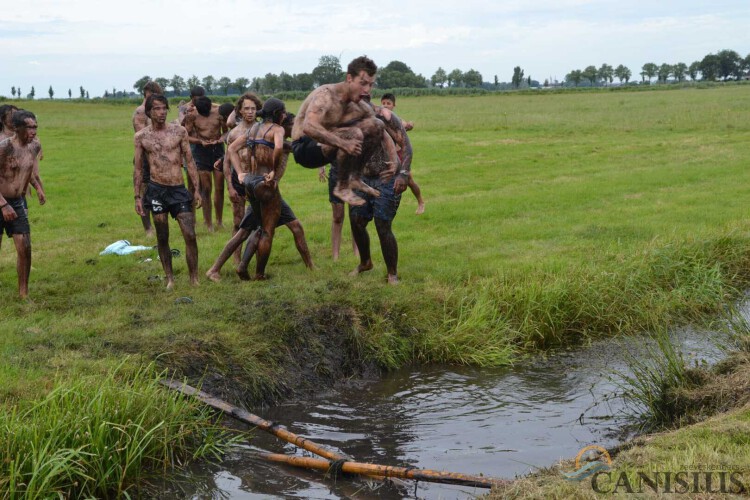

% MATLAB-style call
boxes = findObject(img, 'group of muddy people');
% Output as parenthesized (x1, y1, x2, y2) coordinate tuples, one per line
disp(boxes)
(0, 56, 426, 298)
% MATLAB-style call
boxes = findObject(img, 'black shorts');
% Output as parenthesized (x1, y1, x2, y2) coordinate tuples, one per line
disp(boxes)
(143, 182, 193, 218)
(230, 168, 245, 198)
(0, 197, 30, 236)
(239, 177, 298, 230)
(191, 143, 224, 172)
(292, 136, 331, 169)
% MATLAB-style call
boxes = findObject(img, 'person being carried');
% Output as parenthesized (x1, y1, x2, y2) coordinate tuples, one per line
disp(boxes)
(134, 94, 202, 290)
(0, 110, 47, 298)
(183, 94, 227, 231)
(291, 55, 399, 207)
(380, 93, 424, 214)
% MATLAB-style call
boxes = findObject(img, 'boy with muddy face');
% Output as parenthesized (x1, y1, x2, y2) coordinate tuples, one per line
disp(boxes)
(0, 110, 46, 298)
(291, 56, 400, 207)
(134, 94, 202, 290)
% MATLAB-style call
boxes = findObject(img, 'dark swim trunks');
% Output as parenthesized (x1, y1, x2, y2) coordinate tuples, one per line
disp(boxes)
(239, 174, 297, 230)
(0, 197, 30, 236)
(349, 175, 401, 222)
(291, 136, 332, 169)
(328, 163, 343, 204)
(143, 181, 193, 218)
(191, 143, 224, 172)
(230, 168, 245, 197)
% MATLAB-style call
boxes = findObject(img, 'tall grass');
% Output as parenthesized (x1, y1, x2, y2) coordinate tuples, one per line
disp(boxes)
(0, 361, 238, 499)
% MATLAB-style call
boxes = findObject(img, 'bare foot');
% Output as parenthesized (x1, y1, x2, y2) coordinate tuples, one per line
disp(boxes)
(349, 260, 373, 277)
(416, 201, 425, 215)
(190, 277, 200, 286)
(205, 223, 214, 233)
(166, 280, 175, 290)
(387, 274, 399, 285)
(349, 178, 380, 198)
(333, 186, 366, 207)
(205, 269, 221, 282)
(145, 229, 155, 238)
(236, 268, 251, 281)
(216, 222, 224, 230)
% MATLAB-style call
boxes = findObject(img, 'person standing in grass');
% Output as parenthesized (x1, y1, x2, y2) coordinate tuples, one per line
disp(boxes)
(0, 110, 46, 298)
(380, 93, 425, 214)
(132, 81, 163, 238)
(318, 162, 358, 261)
(134, 94, 202, 290)
(183, 95, 227, 232)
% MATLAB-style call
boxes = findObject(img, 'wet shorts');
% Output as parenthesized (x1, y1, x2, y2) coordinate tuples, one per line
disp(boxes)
(291, 136, 331, 169)
(230, 168, 245, 198)
(349, 175, 401, 222)
(0, 197, 30, 236)
(328, 163, 343, 204)
(191, 143, 224, 172)
(239, 175, 298, 230)
(143, 181, 193, 218)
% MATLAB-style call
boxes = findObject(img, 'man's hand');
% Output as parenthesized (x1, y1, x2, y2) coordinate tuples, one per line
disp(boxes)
(37, 189, 46, 206)
(193, 191, 203, 209)
(228, 187, 243, 204)
(394, 174, 408, 195)
(318, 167, 327, 182)
(135, 197, 145, 217)
(1, 203, 17, 222)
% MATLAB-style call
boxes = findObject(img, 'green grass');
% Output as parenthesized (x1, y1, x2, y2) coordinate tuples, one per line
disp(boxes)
(2, 85, 750, 493)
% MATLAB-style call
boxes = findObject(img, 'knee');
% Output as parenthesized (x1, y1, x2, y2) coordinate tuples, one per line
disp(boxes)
(331, 211, 345, 225)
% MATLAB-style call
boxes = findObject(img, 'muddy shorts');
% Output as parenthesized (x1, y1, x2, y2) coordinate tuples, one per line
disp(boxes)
(349, 175, 401, 222)
(143, 182, 193, 218)
(0, 197, 30, 236)
(230, 168, 245, 198)
(191, 143, 224, 172)
(239, 176, 298, 230)
(292, 136, 332, 169)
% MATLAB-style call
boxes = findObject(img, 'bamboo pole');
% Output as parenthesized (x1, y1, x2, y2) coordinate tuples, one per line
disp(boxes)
(259, 453, 504, 489)
(161, 379, 506, 490)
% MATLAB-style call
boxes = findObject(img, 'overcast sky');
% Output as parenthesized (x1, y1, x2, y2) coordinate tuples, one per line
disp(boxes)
(1, 0, 748, 98)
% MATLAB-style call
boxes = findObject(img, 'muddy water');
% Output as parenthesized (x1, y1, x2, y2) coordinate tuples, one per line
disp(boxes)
(161, 325, 730, 499)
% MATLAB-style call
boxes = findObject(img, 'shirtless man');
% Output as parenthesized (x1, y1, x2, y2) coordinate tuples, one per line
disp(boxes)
(183, 95, 226, 231)
(134, 94, 202, 290)
(348, 96, 411, 284)
(214, 99, 313, 281)
(132, 81, 163, 237)
(0, 110, 46, 298)
(0, 104, 19, 140)
(291, 55, 399, 207)
(380, 93, 424, 214)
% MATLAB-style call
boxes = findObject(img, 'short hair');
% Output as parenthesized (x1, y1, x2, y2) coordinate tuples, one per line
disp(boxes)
(12, 110, 36, 129)
(218, 102, 234, 119)
(381, 93, 396, 103)
(0, 104, 19, 130)
(143, 81, 163, 96)
(281, 112, 295, 128)
(347, 56, 377, 77)
(235, 92, 262, 117)
(195, 96, 212, 117)
(190, 86, 206, 98)
(145, 94, 169, 117)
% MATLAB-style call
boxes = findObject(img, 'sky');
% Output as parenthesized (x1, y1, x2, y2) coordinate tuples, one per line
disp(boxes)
(1, 0, 748, 98)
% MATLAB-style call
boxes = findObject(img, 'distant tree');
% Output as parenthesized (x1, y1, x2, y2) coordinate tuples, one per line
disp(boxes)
(688, 61, 701, 81)
(48, 86, 54, 99)
(511, 66, 524, 88)
(112, 87, 116, 97)
(494, 75, 499, 88)
(201, 75, 216, 94)
(447, 68, 463, 87)
(85, 91, 89, 99)
(598, 64, 614, 85)
(641, 63, 658, 83)
(294, 72, 314, 91)
(79, 86, 85, 98)
(133, 75, 151, 93)
(378, 60, 427, 89)
(462, 69, 483, 88)
(279, 72, 295, 91)
(672, 62, 688, 82)
(28, 86, 35, 99)
(234, 77, 250, 93)
(431, 67, 447, 88)
(18, 88, 22, 98)
(744, 53, 750, 74)
(68, 88, 72, 99)
(11, 86, 16, 98)
(261, 74, 279, 93)
(250, 77, 262, 92)
(699, 54, 720, 81)
(104, 90, 109, 98)
(657, 64, 671, 83)
(169, 75, 186, 94)
(614, 64, 631, 83)
(565, 70, 583, 87)
(217, 77, 232, 95)
(154, 77, 170, 92)
(582, 65, 598, 86)
(186, 75, 201, 91)
(716, 49, 742, 80)
(312, 55, 343, 86)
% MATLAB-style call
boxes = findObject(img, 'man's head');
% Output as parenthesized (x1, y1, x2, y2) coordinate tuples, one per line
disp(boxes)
(145, 94, 169, 123)
(381, 93, 396, 110)
(346, 56, 377, 103)
(0, 104, 19, 131)
(235, 92, 262, 122)
(143, 81, 163, 98)
(195, 96, 212, 117)
(190, 86, 206, 103)
(12, 110, 37, 143)
(258, 97, 286, 125)
(218, 102, 234, 120)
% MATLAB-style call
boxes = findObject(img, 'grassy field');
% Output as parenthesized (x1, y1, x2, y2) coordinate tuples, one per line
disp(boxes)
(2, 85, 750, 495)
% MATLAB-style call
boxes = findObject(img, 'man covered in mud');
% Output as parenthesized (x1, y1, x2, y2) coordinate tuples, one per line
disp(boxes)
(0, 110, 46, 298)
(291, 55, 399, 206)
(132, 81, 163, 237)
(183, 95, 226, 231)
(210, 99, 313, 281)
(348, 96, 411, 285)
(134, 94, 202, 290)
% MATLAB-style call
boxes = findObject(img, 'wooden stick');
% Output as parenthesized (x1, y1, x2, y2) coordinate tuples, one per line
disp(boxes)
(259, 452, 505, 489)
